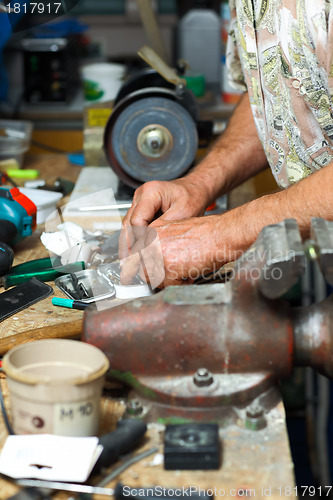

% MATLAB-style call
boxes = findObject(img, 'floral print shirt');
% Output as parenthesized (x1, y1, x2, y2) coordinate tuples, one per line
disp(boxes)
(227, 0, 333, 188)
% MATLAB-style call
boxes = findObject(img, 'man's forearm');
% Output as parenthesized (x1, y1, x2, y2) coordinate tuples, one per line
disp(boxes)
(224, 161, 333, 256)
(186, 92, 269, 205)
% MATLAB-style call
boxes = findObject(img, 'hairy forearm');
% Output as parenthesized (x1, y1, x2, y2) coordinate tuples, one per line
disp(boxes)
(186, 92, 268, 205)
(222, 162, 333, 256)
(121, 157, 333, 287)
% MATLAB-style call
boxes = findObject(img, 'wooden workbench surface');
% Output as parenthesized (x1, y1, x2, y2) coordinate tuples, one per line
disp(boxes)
(0, 155, 294, 499)
(0, 155, 85, 339)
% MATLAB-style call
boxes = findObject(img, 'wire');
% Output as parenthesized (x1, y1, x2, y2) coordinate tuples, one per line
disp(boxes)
(98, 446, 159, 487)
(0, 374, 15, 435)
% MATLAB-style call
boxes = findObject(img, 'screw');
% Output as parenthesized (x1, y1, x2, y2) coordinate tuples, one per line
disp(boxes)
(193, 368, 214, 387)
(126, 398, 143, 416)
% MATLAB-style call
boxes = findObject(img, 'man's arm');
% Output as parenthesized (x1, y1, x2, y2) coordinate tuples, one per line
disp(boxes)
(121, 162, 333, 287)
(121, 92, 268, 228)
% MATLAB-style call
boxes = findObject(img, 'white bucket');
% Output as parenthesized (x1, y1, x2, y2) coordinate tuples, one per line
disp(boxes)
(2, 339, 109, 436)
(81, 62, 126, 103)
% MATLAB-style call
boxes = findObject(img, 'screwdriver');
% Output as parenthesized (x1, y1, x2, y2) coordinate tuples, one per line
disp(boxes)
(0, 257, 85, 289)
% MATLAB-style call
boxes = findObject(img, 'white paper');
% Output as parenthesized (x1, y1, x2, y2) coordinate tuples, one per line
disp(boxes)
(0, 434, 103, 483)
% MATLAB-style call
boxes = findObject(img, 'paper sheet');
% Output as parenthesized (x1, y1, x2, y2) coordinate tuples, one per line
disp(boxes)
(0, 434, 102, 483)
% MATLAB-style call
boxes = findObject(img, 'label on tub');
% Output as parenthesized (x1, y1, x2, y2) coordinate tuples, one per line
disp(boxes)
(9, 396, 100, 436)
(53, 398, 100, 436)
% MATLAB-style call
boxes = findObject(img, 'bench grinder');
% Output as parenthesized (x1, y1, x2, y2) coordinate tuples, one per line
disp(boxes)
(104, 46, 212, 189)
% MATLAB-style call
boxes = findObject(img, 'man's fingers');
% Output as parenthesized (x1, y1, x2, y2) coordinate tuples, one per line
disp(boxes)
(124, 185, 166, 228)
(118, 225, 137, 260)
(120, 225, 166, 289)
(120, 252, 141, 285)
(138, 234, 165, 289)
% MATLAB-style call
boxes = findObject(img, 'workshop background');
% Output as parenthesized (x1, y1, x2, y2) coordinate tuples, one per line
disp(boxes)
(0, 0, 332, 495)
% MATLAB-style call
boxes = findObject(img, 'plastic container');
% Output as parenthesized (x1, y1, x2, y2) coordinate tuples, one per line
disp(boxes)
(220, 2, 243, 104)
(0, 120, 33, 167)
(184, 73, 205, 97)
(19, 187, 63, 225)
(2, 339, 110, 436)
(81, 62, 126, 103)
(178, 8, 221, 96)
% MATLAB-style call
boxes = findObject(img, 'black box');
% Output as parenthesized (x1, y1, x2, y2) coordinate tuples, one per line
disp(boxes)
(164, 423, 220, 470)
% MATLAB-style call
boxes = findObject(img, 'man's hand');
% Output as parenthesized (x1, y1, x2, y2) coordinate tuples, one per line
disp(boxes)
(120, 214, 231, 288)
(121, 177, 210, 229)
(119, 176, 211, 265)
(119, 208, 254, 288)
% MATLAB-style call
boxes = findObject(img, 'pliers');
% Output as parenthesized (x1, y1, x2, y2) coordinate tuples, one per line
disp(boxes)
(0, 257, 85, 289)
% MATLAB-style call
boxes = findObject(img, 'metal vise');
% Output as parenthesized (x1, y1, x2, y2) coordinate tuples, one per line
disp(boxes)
(83, 218, 333, 424)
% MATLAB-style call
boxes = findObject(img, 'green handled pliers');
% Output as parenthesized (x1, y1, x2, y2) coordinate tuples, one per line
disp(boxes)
(0, 257, 85, 289)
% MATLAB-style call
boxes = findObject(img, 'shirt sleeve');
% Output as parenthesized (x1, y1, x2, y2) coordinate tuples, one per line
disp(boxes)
(226, 0, 248, 91)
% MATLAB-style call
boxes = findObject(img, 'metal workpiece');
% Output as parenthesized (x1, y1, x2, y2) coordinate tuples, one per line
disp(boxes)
(83, 218, 333, 423)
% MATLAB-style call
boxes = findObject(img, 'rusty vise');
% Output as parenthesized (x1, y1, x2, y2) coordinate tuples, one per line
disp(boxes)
(83, 218, 333, 425)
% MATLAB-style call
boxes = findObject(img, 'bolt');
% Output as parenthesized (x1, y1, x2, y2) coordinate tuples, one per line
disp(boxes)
(246, 405, 264, 419)
(175, 82, 186, 97)
(193, 368, 214, 387)
(138, 125, 171, 158)
(245, 404, 266, 431)
(126, 398, 143, 416)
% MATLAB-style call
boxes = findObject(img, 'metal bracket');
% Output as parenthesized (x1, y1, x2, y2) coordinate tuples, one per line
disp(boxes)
(310, 217, 333, 286)
(234, 219, 306, 299)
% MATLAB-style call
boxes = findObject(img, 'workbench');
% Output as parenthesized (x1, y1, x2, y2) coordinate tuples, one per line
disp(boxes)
(0, 155, 295, 499)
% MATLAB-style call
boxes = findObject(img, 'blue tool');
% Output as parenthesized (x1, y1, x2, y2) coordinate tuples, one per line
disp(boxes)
(0, 187, 37, 245)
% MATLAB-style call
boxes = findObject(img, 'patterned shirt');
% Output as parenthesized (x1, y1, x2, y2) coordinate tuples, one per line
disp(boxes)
(227, 0, 333, 188)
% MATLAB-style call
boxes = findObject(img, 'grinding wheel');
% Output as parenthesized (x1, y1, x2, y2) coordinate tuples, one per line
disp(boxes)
(104, 88, 198, 189)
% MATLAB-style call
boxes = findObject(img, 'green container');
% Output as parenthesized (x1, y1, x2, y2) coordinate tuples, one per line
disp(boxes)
(185, 74, 206, 97)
